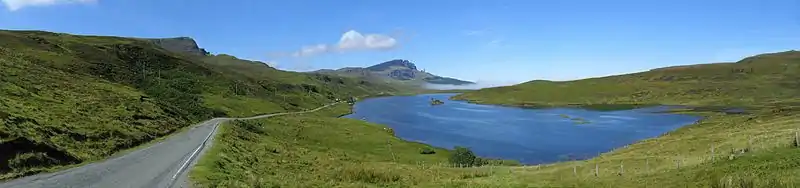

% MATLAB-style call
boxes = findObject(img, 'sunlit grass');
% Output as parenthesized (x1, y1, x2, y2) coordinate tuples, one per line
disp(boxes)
(0, 29, 394, 179)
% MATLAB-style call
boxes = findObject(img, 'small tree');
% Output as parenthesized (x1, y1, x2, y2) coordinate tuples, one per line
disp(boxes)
(449, 146, 476, 167)
(420, 147, 436, 155)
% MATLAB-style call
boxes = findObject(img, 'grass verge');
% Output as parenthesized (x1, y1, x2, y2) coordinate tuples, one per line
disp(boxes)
(190, 104, 518, 188)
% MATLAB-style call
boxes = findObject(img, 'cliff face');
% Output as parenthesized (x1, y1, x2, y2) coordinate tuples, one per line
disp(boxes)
(147, 37, 210, 56)
(366, 59, 418, 71)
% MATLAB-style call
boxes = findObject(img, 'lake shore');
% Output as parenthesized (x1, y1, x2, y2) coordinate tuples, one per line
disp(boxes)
(345, 93, 702, 165)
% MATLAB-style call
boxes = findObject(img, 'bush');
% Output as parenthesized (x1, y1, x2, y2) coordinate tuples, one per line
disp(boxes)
(420, 147, 436, 155)
(449, 146, 476, 167)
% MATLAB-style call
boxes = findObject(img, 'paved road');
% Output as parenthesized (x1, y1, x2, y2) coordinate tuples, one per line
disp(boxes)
(0, 103, 340, 188)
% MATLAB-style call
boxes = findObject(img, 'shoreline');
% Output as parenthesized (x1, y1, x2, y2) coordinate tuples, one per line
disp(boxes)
(337, 93, 523, 166)
(343, 93, 715, 166)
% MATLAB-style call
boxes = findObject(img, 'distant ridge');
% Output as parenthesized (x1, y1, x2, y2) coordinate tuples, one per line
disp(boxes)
(313, 59, 475, 86)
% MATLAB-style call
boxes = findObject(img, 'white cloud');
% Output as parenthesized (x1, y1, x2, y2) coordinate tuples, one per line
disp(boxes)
(291, 44, 329, 57)
(288, 30, 398, 57)
(1, 0, 95, 11)
(338, 30, 397, 50)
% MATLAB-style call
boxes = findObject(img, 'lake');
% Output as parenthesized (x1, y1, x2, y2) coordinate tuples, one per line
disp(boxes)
(343, 93, 702, 164)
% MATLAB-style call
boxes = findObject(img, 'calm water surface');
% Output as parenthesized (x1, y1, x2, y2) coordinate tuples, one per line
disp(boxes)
(343, 93, 701, 164)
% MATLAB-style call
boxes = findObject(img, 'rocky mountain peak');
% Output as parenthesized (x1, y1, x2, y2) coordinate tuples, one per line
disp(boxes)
(146, 37, 210, 56)
(366, 59, 417, 71)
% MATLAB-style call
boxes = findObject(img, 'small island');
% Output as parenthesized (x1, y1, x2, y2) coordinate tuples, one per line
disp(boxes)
(559, 114, 591, 124)
(430, 98, 445, 106)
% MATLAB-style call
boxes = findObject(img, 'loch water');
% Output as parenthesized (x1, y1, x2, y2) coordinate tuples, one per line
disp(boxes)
(343, 93, 701, 164)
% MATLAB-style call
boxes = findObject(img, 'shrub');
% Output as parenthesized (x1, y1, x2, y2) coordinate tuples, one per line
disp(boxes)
(340, 167, 402, 183)
(420, 147, 436, 155)
(449, 146, 476, 167)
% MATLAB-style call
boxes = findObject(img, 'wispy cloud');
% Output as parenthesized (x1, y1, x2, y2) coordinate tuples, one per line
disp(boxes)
(422, 80, 520, 90)
(282, 30, 398, 58)
(1, 0, 95, 11)
(488, 38, 503, 47)
(291, 44, 329, 57)
(462, 28, 504, 47)
(462, 29, 487, 36)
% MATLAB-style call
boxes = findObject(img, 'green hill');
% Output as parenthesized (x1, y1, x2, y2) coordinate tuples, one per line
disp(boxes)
(445, 50, 800, 187)
(454, 50, 800, 109)
(0, 30, 393, 179)
(189, 50, 800, 187)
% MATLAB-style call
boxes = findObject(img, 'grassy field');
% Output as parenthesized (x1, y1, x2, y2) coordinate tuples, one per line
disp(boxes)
(453, 51, 800, 109)
(4, 28, 798, 187)
(0, 30, 393, 179)
(188, 51, 800, 187)
(447, 50, 800, 187)
(190, 104, 521, 188)
(189, 104, 800, 188)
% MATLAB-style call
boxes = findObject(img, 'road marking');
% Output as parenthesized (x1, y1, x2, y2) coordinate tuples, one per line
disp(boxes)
(171, 121, 219, 180)
(167, 102, 342, 185)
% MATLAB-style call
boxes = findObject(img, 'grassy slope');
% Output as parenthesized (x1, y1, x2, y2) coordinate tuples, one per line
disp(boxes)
(0, 30, 392, 179)
(190, 103, 800, 188)
(448, 51, 800, 187)
(191, 104, 510, 188)
(454, 51, 800, 108)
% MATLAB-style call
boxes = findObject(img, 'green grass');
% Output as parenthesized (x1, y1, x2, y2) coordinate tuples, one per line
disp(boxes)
(189, 50, 800, 187)
(4, 28, 799, 187)
(445, 50, 800, 187)
(453, 51, 800, 109)
(191, 104, 514, 188)
(191, 103, 800, 187)
(0, 29, 394, 179)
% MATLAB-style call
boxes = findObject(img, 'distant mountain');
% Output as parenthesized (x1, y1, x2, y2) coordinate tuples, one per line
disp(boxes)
(313, 59, 475, 86)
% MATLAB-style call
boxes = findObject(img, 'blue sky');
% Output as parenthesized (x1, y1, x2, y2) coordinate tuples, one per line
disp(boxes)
(1, 0, 798, 85)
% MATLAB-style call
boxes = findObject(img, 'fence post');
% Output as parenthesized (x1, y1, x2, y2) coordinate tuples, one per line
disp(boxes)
(619, 161, 624, 176)
(595, 164, 599, 177)
(711, 144, 715, 162)
(795, 131, 799, 147)
(573, 166, 577, 177)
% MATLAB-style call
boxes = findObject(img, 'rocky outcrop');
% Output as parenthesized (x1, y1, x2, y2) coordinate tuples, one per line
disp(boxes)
(389, 69, 416, 80)
(146, 37, 210, 56)
(366, 59, 417, 71)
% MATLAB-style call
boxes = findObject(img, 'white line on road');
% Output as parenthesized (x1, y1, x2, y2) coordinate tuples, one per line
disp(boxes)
(167, 101, 343, 186)
(171, 121, 219, 180)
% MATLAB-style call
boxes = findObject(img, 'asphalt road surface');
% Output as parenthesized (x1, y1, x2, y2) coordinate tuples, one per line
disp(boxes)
(0, 103, 339, 188)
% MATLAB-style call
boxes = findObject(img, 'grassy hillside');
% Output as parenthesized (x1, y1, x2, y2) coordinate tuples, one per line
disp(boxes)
(190, 100, 800, 187)
(454, 50, 800, 109)
(0, 30, 392, 179)
(190, 103, 519, 188)
(445, 50, 800, 187)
